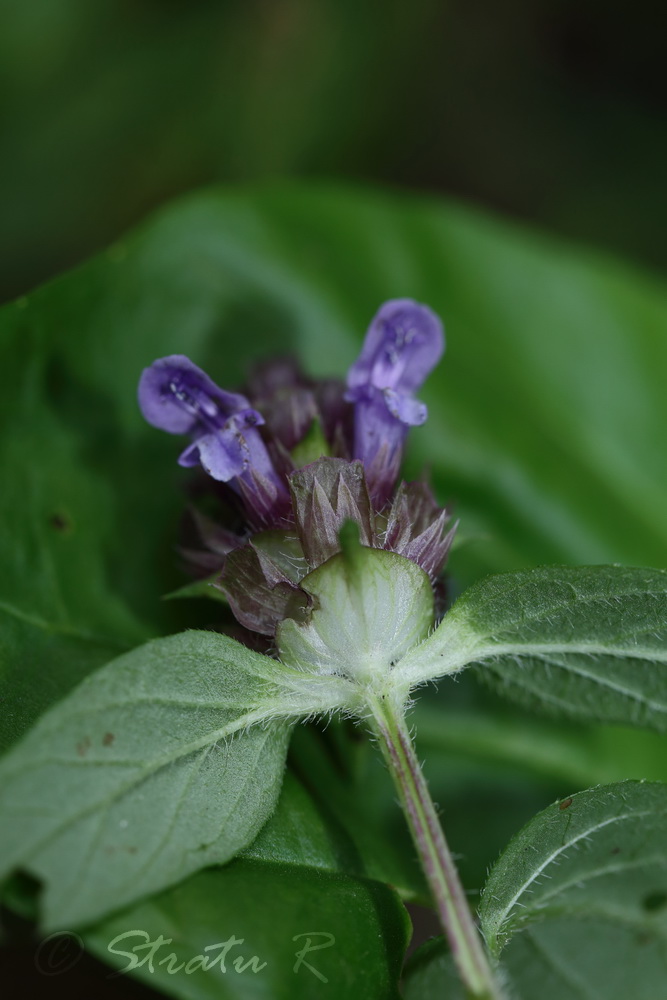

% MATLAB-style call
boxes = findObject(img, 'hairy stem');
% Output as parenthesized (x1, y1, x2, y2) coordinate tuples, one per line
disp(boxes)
(369, 695, 504, 1000)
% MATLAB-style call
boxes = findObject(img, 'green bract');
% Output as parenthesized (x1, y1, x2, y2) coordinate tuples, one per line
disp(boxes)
(277, 541, 434, 704)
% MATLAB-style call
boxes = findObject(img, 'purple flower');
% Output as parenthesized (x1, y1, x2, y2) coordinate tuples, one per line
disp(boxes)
(138, 355, 288, 524)
(346, 299, 444, 501)
(140, 301, 451, 641)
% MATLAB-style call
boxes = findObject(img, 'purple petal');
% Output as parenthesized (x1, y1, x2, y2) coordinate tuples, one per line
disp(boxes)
(138, 355, 250, 435)
(347, 299, 444, 396)
(383, 389, 427, 426)
(178, 431, 247, 481)
(351, 392, 407, 503)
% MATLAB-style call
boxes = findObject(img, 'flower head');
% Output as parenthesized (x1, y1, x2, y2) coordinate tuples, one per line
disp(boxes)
(139, 301, 453, 642)
(345, 299, 444, 501)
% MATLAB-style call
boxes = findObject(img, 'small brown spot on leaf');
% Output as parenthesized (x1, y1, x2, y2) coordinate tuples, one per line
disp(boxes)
(76, 737, 91, 757)
(127, 846, 137, 854)
(102, 732, 115, 747)
(559, 797, 573, 811)
(610, 846, 621, 855)
(50, 512, 72, 533)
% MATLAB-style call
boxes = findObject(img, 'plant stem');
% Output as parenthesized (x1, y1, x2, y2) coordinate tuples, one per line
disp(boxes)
(369, 694, 504, 1000)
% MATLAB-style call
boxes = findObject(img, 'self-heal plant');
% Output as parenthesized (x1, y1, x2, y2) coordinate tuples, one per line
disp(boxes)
(2, 299, 667, 1000)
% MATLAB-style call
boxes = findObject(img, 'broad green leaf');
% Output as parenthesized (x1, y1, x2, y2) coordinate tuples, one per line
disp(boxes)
(84, 859, 410, 1000)
(0, 630, 345, 929)
(479, 780, 667, 998)
(396, 565, 667, 731)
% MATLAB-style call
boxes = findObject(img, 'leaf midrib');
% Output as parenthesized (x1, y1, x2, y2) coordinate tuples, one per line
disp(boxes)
(487, 808, 654, 944)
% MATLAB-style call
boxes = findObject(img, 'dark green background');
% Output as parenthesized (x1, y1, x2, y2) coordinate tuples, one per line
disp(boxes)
(1, 0, 665, 303)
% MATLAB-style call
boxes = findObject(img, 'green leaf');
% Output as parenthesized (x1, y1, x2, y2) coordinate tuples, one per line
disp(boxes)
(163, 575, 229, 604)
(479, 780, 667, 998)
(0, 630, 345, 929)
(396, 565, 667, 730)
(0, 609, 125, 753)
(84, 859, 410, 1000)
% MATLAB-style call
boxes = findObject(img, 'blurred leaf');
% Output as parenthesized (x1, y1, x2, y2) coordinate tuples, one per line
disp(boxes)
(413, 699, 667, 789)
(84, 859, 410, 1000)
(0, 613, 123, 753)
(2, 2, 666, 303)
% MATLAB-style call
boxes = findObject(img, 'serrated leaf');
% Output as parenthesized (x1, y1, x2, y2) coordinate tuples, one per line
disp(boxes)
(480, 780, 667, 958)
(0, 630, 346, 929)
(396, 565, 667, 731)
